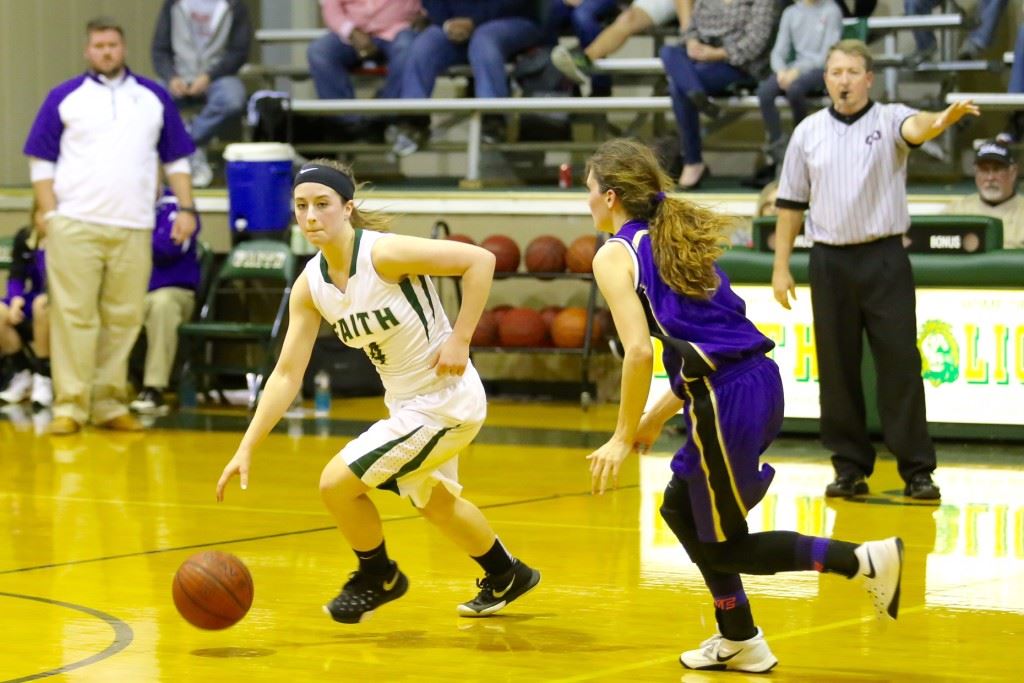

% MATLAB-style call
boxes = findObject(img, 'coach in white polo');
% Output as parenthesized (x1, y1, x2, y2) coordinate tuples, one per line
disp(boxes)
(771, 39, 979, 501)
(23, 17, 197, 435)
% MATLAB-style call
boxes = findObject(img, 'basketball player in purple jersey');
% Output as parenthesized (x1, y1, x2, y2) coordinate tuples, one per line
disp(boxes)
(584, 139, 904, 673)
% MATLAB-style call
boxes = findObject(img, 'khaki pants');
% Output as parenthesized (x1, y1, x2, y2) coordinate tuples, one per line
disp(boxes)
(46, 216, 152, 424)
(142, 287, 195, 390)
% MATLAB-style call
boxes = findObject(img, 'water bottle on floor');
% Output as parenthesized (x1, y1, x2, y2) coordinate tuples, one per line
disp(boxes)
(314, 369, 331, 417)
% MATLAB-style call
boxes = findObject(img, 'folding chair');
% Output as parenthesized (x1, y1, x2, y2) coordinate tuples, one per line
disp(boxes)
(178, 240, 296, 409)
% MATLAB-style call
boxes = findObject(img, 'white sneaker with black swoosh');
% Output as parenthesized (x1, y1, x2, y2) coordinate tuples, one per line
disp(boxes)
(855, 536, 904, 620)
(458, 559, 541, 617)
(680, 627, 778, 672)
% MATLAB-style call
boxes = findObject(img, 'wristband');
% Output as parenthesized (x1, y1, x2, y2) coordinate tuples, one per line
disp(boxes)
(178, 206, 199, 215)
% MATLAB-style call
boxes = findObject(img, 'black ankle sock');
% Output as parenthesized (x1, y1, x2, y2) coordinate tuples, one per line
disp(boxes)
(10, 352, 29, 372)
(354, 540, 392, 577)
(472, 538, 514, 577)
(824, 540, 860, 578)
(715, 605, 757, 642)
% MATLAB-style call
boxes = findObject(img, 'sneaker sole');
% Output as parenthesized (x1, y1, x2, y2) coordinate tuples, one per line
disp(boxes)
(681, 657, 778, 674)
(457, 569, 541, 618)
(323, 573, 409, 624)
(887, 537, 904, 619)
(550, 49, 590, 87)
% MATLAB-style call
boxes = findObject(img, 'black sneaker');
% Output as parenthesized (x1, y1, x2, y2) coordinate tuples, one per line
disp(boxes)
(457, 559, 540, 617)
(904, 474, 941, 500)
(323, 562, 409, 624)
(130, 387, 169, 415)
(550, 45, 594, 96)
(825, 474, 869, 498)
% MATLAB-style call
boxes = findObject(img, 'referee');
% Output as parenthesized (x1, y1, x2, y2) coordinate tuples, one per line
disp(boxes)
(771, 39, 978, 500)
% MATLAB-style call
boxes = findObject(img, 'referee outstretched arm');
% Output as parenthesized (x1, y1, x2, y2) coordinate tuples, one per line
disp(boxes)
(900, 99, 980, 146)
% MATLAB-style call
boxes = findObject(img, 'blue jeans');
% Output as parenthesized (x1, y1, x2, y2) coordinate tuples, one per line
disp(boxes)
(307, 28, 417, 123)
(543, 0, 618, 47)
(660, 45, 750, 165)
(178, 76, 246, 147)
(904, 0, 1008, 52)
(401, 19, 542, 99)
(756, 69, 824, 147)
(1011, 24, 1024, 92)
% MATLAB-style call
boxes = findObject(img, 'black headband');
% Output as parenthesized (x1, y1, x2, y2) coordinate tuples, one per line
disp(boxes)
(293, 163, 355, 201)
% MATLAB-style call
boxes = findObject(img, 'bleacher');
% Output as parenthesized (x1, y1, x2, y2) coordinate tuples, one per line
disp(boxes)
(237, 9, 1006, 183)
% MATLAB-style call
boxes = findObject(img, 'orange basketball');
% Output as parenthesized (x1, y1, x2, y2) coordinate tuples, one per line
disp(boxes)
(491, 304, 513, 325)
(472, 309, 499, 346)
(540, 306, 563, 347)
(498, 307, 548, 347)
(593, 307, 614, 342)
(524, 235, 567, 275)
(172, 550, 254, 630)
(551, 307, 592, 348)
(447, 233, 476, 245)
(566, 234, 599, 273)
(481, 235, 521, 274)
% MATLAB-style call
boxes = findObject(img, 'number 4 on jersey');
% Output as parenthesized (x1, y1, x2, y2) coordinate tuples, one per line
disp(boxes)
(367, 342, 387, 365)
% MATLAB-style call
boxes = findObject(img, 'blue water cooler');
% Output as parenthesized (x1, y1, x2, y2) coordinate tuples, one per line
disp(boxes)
(223, 142, 295, 238)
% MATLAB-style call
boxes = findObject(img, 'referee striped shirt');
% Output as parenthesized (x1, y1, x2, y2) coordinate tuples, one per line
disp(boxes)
(776, 101, 919, 245)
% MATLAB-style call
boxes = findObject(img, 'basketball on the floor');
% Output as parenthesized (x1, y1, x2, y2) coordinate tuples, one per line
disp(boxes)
(524, 235, 567, 275)
(566, 234, 598, 273)
(498, 307, 548, 347)
(551, 307, 592, 348)
(481, 234, 521, 273)
(172, 550, 254, 630)
(446, 233, 476, 245)
(472, 309, 500, 346)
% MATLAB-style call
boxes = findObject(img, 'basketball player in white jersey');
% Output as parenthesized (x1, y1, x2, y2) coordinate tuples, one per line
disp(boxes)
(216, 159, 540, 623)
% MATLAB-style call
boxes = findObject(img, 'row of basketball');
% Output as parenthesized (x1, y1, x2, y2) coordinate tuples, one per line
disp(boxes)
(447, 233, 598, 275)
(472, 305, 613, 349)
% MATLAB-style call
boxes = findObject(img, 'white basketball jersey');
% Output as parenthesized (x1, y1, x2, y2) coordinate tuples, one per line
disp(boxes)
(303, 229, 464, 399)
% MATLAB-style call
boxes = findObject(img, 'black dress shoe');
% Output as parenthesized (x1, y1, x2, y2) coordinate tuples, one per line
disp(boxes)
(904, 474, 941, 500)
(825, 474, 869, 498)
(687, 91, 721, 119)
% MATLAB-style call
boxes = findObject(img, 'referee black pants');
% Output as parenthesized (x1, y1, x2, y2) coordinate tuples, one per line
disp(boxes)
(808, 235, 936, 482)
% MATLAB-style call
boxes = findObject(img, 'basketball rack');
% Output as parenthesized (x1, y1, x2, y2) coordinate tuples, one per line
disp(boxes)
(430, 220, 605, 408)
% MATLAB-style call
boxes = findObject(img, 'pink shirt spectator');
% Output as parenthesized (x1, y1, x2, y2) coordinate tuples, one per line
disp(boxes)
(320, 0, 423, 42)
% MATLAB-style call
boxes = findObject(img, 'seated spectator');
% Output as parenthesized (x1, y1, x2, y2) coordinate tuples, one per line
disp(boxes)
(544, 0, 622, 96)
(391, 0, 543, 156)
(551, 0, 677, 96)
(943, 140, 1024, 249)
(130, 190, 203, 415)
(756, 179, 778, 218)
(904, 0, 1008, 66)
(660, 0, 777, 189)
(833, 0, 876, 18)
(307, 1, 425, 135)
(747, 0, 841, 189)
(0, 203, 51, 407)
(999, 23, 1024, 144)
(152, 0, 252, 187)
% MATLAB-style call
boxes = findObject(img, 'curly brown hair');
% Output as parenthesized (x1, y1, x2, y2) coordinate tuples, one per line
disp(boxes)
(305, 157, 392, 232)
(586, 139, 730, 298)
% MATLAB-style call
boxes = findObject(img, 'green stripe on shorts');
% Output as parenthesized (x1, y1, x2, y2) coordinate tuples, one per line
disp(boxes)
(349, 426, 423, 477)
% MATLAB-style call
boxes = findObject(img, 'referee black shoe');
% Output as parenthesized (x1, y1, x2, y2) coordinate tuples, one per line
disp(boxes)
(904, 474, 941, 500)
(458, 559, 541, 617)
(323, 562, 408, 624)
(825, 474, 869, 498)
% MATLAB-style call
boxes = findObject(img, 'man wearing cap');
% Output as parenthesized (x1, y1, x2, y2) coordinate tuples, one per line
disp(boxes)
(943, 140, 1024, 249)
